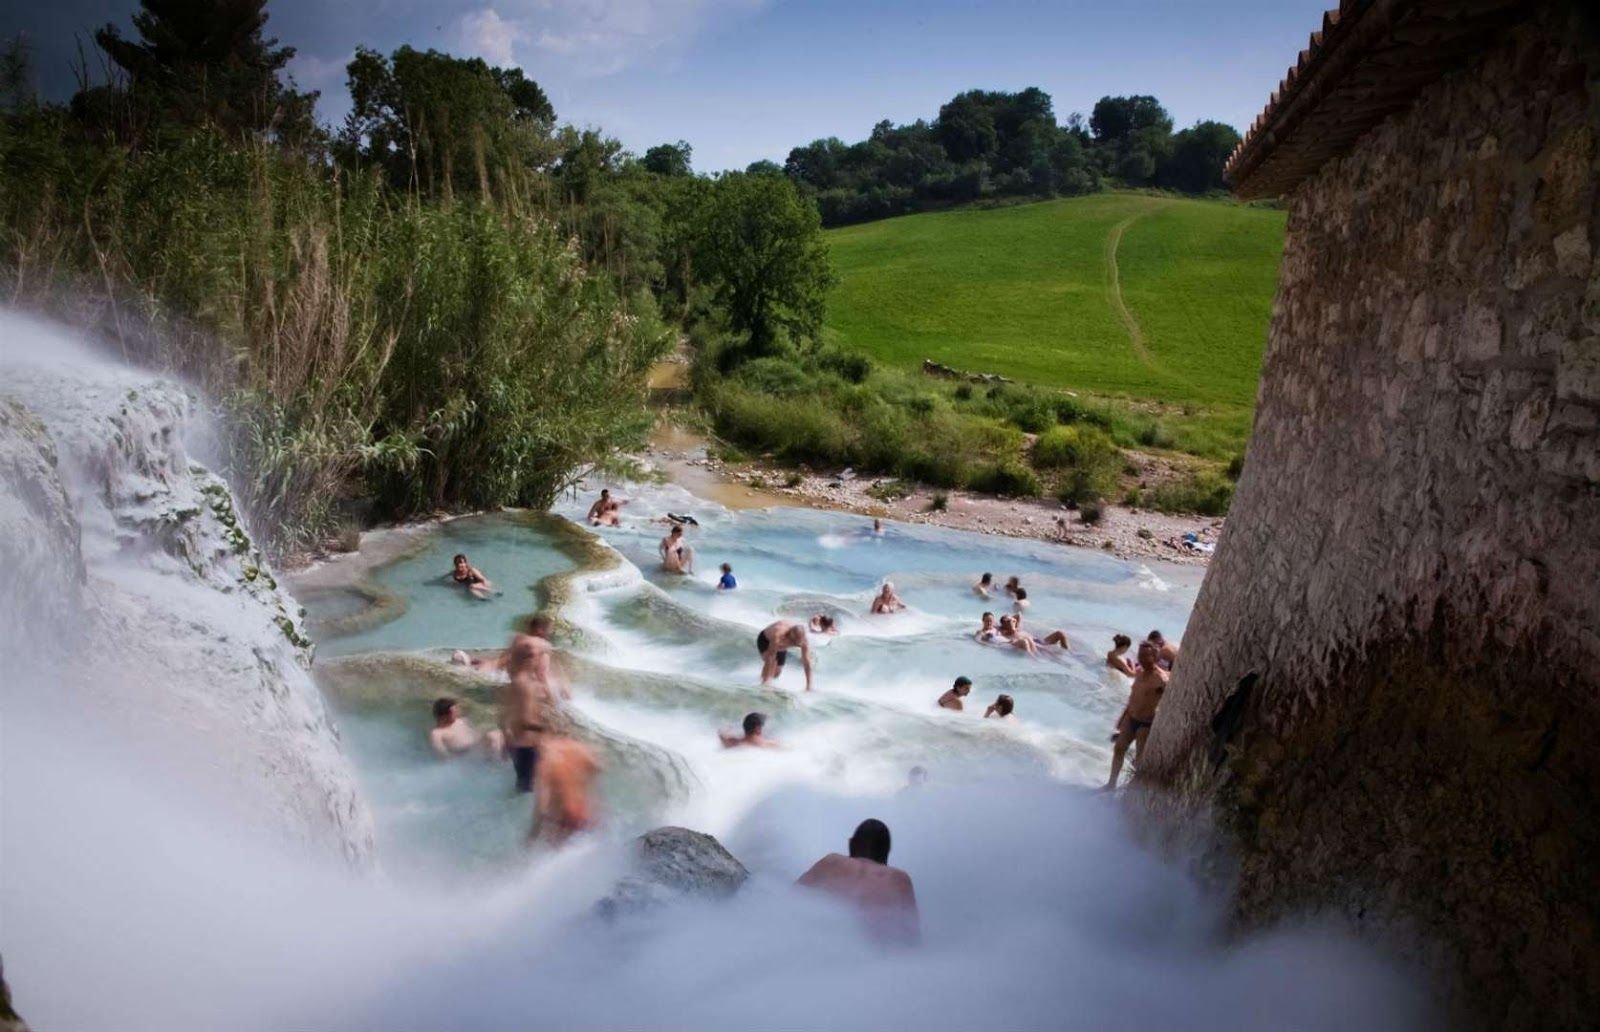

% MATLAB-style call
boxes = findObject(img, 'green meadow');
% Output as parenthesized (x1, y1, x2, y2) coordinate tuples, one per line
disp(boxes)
(823, 193, 1286, 457)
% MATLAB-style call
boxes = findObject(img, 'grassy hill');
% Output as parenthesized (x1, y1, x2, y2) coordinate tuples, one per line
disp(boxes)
(823, 193, 1286, 458)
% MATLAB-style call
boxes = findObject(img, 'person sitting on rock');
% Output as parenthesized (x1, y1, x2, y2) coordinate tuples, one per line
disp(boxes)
(984, 693, 1015, 719)
(450, 553, 492, 599)
(938, 676, 972, 711)
(870, 581, 906, 615)
(428, 697, 504, 758)
(796, 818, 919, 945)
(720, 711, 777, 748)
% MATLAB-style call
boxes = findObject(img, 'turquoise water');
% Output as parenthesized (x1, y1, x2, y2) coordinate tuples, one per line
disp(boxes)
(317, 483, 1203, 877)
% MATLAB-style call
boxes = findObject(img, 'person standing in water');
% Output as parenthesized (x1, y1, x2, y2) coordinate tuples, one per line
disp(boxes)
(1107, 640, 1168, 789)
(450, 554, 492, 599)
(1147, 630, 1179, 670)
(796, 819, 919, 945)
(659, 524, 694, 574)
(428, 697, 504, 758)
(530, 733, 601, 845)
(756, 616, 831, 691)
(1106, 634, 1137, 676)
(470, 614, 568, 792)
(719, 711, 777, 747)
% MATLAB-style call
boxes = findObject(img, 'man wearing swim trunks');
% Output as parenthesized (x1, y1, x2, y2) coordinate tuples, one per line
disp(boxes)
(757, 616, 831, 691)
(473, 614, 568, 792)
(1106, 640, 1168, 789)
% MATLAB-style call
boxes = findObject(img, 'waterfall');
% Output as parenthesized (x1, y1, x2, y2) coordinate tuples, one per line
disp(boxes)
(0, 309, 373, 865)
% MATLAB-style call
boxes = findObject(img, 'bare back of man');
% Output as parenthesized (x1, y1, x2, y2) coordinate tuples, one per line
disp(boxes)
(797, 854, 919, 944)
(531, 735, 601, 845)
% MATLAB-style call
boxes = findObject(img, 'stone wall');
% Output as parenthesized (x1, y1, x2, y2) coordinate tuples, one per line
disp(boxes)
(1137, 4, 1599, 1026)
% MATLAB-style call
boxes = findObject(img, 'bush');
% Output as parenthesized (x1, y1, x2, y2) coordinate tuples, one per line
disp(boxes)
(1226, 452, 1245, 480)
(783, 471, 803, 488)
(966, 460, 1041, 497)
(1145, 471, 1234, 516)
(928, 491, 949, 512)
(1079, 499, 1104, 524)
(735, 356, 816, 397)
(817, 348, 873, 384)
(1137, 421, 1178, 450)
(1034, 425, 1123, 504)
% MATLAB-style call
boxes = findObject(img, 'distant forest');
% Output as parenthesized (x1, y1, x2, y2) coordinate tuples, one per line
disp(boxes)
(769, 90, 1242, 227)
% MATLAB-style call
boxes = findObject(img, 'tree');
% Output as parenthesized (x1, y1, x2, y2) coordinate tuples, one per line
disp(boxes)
(1158, 120, 1241, 193)
(342, 46, 554, 199)
(691, 173, 833, 356)
(90, 0, 316, 142)
(642, 140, 692, 177)
(1089, 95, 1171, 145)
(744, 159, 783, 176)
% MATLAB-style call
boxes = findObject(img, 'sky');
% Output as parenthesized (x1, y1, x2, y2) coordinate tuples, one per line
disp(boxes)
(4, 0, 1333, 172)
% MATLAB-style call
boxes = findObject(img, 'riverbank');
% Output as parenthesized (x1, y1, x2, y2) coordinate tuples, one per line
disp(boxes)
(642, 422, 1222, 566)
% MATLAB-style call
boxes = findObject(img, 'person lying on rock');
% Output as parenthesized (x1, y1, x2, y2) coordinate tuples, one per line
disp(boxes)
(938, 676, 972, 711)
(796, 818, 919, 946)
(720, 711, 778, 748)
(450, 553, 492, 599)
(428, 697, 504, 759)
(529, 732, 601, 846)
(1106, 640, 1168, 790)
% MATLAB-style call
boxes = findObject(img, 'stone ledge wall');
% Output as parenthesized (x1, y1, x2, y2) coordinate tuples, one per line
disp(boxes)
(1138, 4, 1599, 1027)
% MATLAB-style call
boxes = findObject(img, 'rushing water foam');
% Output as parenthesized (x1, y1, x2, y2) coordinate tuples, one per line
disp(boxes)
(1, 311, 1431, 1028)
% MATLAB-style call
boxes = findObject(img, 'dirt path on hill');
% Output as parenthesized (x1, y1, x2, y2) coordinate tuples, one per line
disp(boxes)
(1103, 203, 1169, 371)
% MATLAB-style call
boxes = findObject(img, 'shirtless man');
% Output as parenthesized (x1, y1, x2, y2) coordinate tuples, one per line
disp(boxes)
(1107, 640, 1168, 789)
(974, 572, 994, 598)
(757, 617, 830, 690)
(796, 819, 919, 946)
(974, 612, 1000, 643)
(473, 614, 569, 792)
(984, 693, 1015, 719)
(1147, 630, 1179, 670)
(450, 554, 492, 599)
(1003, 575, 1022, 599)
(937, 676, 972, 711)
(1106, 634, 1137, 676)
(586, 488, 623, 527)
(870, 581, 906, 615)
(997, 615, 1038, 656)
(428, 697, 505, 758)
(720, 711, 777, 747)
(659, 525, 694, 574)
(530, 733, 601, 845)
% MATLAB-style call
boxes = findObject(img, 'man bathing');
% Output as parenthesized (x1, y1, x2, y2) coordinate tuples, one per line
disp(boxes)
(870, 581, 906, 615)
(450, 554, 492, 599)
(530, 733, 601, 845)
(984, 693, 1015, 719)
(756, 616, 832, 691)
(796, 818, 919, 946)
(1107, 634, 1137, 676)
(1107, 640, 1168, 789)
(587, 488, 624, 527)
(974, 572, 994, 598)
(720, 711, 777, 747)
(1147, 630, 1179, 670)
(428, 697, 505, 758)
(660, 525, 694, 574)
(938, 676, 972, 711)
(469, 614, 568, 792)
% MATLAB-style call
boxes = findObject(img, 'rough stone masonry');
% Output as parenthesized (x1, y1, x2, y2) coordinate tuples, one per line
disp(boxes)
(1137, 3, 1599, 1027)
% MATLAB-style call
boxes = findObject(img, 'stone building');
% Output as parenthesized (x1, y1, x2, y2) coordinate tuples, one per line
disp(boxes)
(1137, 1, 1599, 1026)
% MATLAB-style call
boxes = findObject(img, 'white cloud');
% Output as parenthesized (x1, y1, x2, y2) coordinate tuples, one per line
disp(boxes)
(460, 8, 529, 68)
(456, 0, 766, 76)
(284, 50, 352, 98)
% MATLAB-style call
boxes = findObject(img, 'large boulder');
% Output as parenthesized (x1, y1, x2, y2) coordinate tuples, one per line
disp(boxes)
(596, 826, 750, 918)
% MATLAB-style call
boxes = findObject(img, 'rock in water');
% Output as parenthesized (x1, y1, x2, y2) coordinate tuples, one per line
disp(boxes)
(596, 826, 750, 918)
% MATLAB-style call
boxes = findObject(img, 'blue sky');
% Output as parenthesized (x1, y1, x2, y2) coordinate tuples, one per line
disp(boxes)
(6, 1, 1330, 171)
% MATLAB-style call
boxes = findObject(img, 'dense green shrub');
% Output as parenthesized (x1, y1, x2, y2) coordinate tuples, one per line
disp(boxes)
(1143, 471, 1234, 516)
(1034, 425, 1123, 504)
(966, 460, 1041, 497)
(735, 356, 817, 397)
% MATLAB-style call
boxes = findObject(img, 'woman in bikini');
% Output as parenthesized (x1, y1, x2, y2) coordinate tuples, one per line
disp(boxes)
(450, 554, 493, 599)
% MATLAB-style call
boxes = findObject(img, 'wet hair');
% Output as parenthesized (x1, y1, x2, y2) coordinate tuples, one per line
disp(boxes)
(720, 562, 732, 573)
(1014, 588, 1028, 601)
(1006, 576, 1020, 587)
(981, 611, 994, 620)
(600, 488, 610, 497)
(1137, 639, 1159, 656)
(669, 524, 683, 535)
(432, 697, 457, 720)
(1148, 630, 1165, 643)
(954, 676, 972, 689)
(452, 554, 468, 565)
(815, 614, 835, 631)
(528, 614, 554, 636)
(742, 712, 766, 736)
(1113, 634, 1132, 648)
(979, 573, 992, 584)
(995, 694, 1014, 716)
(849, 818, 892, 864)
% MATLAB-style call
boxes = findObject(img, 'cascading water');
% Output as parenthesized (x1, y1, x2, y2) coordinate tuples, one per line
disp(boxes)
(0, 310, 1432, 1029)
